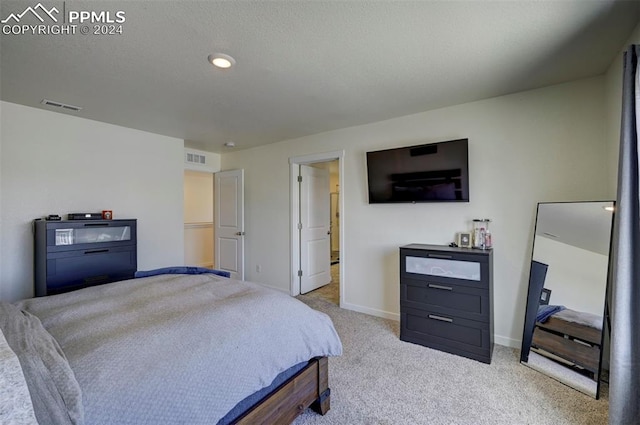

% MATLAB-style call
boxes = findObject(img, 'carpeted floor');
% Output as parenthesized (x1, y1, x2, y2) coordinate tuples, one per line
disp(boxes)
(293, 296, 608, 425)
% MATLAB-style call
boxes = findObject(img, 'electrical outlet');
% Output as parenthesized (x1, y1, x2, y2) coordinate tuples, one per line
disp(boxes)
(256, 265, 262, 273)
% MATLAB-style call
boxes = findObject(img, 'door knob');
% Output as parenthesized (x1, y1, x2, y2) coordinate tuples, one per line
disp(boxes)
(235, 231, 245, 236)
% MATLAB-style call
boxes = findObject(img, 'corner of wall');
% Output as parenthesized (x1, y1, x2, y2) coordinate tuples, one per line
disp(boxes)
(604, 21, 640, 199)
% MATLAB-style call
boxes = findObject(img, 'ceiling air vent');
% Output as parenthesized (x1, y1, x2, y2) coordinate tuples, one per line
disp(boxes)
(41, 99, 83, 112)
(184, 148, 218, 172)
(186, 152, 206, 165)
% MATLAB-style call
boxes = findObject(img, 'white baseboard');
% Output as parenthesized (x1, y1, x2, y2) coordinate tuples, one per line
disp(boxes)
(494, 335, 521, 348)
(340, 301, 400, 321)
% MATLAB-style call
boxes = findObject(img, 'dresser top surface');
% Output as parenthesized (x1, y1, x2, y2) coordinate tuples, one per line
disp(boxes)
(401, 243, 493, 256)
(35, 218, 137, 225)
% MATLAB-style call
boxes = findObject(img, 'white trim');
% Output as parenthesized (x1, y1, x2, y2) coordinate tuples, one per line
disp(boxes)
(494, 335, 521, 348)
(289, 150, 345, 307)
(341, 301, 400, 321)
(184, 222, 214, 229)
(289, 150, 344, 165)
(260, 282, 290, 294)
(193, 262, 214, 268)
(290, 162, 301, 295)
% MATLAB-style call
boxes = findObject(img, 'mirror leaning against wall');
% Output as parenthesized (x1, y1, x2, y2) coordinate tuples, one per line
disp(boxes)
(520, 201, 615, 399)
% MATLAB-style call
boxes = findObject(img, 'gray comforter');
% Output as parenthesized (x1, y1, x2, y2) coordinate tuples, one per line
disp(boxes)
(7, 274, 342, 424)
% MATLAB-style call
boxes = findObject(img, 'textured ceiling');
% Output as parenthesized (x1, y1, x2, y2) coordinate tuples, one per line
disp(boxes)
(1, 1, 639, 152)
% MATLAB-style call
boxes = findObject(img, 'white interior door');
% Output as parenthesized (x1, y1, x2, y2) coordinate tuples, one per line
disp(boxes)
(215, 169, 244, 280)
(299, 165, 331, 294)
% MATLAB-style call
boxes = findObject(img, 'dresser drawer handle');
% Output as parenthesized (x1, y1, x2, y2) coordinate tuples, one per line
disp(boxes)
(428, 284, 453, 291)
(427, 254, 453, 259)
(84, 249, 109, 255)
(428, 314, 453, 323)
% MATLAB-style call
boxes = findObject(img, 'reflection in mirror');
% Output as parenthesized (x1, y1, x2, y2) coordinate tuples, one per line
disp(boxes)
(520, 201, 614, 399)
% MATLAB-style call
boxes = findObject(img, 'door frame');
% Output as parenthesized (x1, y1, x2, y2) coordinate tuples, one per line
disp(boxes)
(289, 150, 345, 305)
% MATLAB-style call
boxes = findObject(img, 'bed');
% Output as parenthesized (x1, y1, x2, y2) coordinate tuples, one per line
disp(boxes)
(0, 272, 343, 424)
(532, 307, 602, 379)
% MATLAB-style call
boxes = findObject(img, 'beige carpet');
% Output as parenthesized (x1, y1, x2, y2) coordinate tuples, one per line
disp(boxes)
(293, 296, 608, 425)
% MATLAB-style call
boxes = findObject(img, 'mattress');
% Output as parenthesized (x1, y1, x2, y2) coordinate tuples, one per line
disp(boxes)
(2, 273, 343, 425)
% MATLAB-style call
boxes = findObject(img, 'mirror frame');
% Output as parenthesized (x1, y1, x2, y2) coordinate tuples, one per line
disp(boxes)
(519, 200, 615, 399)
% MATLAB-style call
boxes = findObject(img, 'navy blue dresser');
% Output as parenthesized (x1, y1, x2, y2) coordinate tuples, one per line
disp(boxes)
(400, 244, 494, 364)
(34, 219, 137, 296)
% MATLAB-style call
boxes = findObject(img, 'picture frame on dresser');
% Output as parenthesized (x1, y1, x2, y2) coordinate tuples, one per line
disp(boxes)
(456, 232, 472, 248)
(399, 244, 494, 364)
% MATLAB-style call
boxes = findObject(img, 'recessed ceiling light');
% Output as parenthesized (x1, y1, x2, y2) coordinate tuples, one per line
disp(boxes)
(208, 53, 236, 69)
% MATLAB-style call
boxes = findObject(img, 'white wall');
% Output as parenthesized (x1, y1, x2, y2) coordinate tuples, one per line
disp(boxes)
(222, 77, 609, 347)
(533, 236, 608, 315)
(0, 101, 185, 301)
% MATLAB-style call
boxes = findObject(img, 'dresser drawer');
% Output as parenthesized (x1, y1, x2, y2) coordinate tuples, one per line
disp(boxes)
(41, 245, 136, 295)
(43, 219, 137, 253)
(400, 248, 490, 289)
(400, 307, 492, 363)
(401, 278, 489, 322)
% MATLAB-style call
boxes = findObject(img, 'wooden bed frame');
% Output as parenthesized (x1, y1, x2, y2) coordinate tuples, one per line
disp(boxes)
(532, 315, 601, 379)
(234, 356, 330, 424)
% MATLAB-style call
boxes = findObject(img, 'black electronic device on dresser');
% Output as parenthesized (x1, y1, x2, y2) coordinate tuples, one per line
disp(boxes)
(400, 244, 494, 364)
(33, 219, 137, 296)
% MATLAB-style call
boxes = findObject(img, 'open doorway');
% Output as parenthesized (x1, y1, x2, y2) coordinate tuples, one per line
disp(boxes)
(289, 151, 344, 307)
(303, 160, 339, 305)
(183, 170, 214, 268)
(184, 169, 246, 279)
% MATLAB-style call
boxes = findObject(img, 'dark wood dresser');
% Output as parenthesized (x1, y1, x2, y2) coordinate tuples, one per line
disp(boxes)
(34, 219, 137, 296)
(399, 244, 494, 364)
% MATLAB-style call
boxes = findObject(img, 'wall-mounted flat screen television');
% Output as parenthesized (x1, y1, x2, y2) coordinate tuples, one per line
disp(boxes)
(366, 138, 469, 204)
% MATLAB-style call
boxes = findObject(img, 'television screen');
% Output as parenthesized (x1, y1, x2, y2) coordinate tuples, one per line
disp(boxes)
(366, 139, 469, 204)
